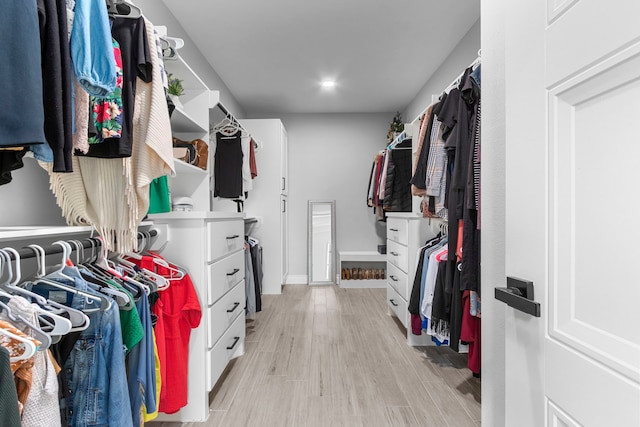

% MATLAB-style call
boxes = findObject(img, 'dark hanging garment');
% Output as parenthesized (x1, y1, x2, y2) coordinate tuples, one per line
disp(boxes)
(0, 347, 21, 427)
(1, 0, 46, 150)
(250, 243, 263, 312)
(84, 17, 152, 158)
(214, 131, 243, 198)
(37, 0, 74, 172)
(0, 149, 28, 185)
(383, 139, 412, 212)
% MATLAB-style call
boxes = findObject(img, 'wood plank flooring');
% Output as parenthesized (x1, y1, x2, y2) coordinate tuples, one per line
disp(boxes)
(149, 285, 480, 427)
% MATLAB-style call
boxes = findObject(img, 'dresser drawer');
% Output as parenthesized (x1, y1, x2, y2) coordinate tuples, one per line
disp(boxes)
(207, 250, 245, 306)
(387, 261, 409, 300)
(207, 220, 244, 262)
(387, 240, 408, 273)
(206, 313, 245, 391)
(387, 285, 408, 328)
(387, 218, 409, 245)
(207, 280, 245, 349)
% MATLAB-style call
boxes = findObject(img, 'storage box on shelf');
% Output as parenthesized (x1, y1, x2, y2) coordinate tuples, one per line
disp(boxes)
(385, 213, 435, 346)
(148, 211, 245, 423)
(338, 251, 386, 288)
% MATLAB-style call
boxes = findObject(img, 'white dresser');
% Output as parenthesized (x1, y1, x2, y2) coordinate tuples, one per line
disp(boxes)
(149, 211, 246, 423)
(385, 213, 434, 346)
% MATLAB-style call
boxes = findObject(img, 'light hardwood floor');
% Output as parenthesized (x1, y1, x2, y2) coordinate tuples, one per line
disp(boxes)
(150, 285, 480, 427)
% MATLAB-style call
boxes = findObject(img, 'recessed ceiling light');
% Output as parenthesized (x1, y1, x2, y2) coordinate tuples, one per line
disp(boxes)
(321, 80, 336, 88)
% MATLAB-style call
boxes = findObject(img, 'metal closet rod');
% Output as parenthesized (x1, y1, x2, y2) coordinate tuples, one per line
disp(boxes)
(4, 229, 158, 261)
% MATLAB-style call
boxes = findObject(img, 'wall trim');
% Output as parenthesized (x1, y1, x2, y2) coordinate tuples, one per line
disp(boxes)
(285, 275, 308, 285)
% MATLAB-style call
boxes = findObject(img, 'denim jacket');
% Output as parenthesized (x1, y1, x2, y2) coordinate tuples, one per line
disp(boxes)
(70, 0, 116, 96)
(31, 267, 133, 426)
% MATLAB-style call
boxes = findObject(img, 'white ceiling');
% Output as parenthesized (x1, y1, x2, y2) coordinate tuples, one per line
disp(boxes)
(161, 0, 480, 115)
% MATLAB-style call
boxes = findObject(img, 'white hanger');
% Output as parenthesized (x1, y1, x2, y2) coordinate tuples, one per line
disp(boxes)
(27, 245, 111, 313)
(0, 248, 87, 333)
(0, 298, 52, 350)
(0, 248, 49, 306)
(0, 326, 37, 361)
(106, 0, 142, 19)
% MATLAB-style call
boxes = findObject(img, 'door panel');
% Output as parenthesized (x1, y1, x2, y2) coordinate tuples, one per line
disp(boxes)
(502, 0, 640, 425)
(548, 45, 640, 382)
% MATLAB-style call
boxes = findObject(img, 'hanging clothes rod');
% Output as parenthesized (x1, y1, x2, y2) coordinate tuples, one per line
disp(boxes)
(410, 53, 482, 123)
(3, 229, 158, 261)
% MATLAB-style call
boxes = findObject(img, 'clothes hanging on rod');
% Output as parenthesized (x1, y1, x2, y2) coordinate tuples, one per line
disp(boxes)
(0, 230, 202, 424)
(366, 137, 413, 220)
(244, 236, 263, 315)
(4, 0, 175, 253)
(406, 59, 481, 375)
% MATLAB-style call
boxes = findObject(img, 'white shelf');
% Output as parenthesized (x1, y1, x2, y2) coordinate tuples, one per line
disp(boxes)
(338, 250, 387, 289)
(164, 55, 209, 92)
(339, 251, 386, 262)
(174, 158, 207, 176)
(340, 279, 386, 289)
(171, 106, 208, 133)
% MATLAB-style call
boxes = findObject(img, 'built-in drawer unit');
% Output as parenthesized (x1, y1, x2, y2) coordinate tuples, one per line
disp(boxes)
(387, 285, 408, 328)
(387, 218, 409, 245)
(387, 240, 409, 273)
(207, 220, 245, 262)
(386, 261, 409, 300)
(206, 313, 246, 391)
(385, 213, 434, 347)
(207, 250, 244, 306)
(207, 281, 245, 349)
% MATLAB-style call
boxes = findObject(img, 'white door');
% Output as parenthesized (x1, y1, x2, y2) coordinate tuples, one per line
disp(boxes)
(501, 0, 640, 426)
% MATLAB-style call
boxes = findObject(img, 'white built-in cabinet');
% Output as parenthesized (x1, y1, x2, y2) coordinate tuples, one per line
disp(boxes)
(240, 119, 289, 294)
(148, 38, 249, 422)
(149, 212, 245, 423)
(385, 213, 435, 346)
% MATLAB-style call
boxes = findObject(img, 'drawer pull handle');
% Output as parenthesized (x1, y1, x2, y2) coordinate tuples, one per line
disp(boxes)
(390, 252, 399, 256)
(390, 275, 398, 282)
(227, 268, 240, 276)
(389, 228, 399, 232)
(226, 234, 240, 240)
(227, 336, 240, 350)
(227, 302, 241, 313)
(389, 299, 398, 307)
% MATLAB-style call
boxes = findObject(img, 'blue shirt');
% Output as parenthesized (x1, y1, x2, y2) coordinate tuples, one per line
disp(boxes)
(70, 0, 116, 96)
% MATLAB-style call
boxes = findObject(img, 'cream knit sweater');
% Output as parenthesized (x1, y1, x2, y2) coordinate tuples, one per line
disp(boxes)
(42, 18, 174, 253)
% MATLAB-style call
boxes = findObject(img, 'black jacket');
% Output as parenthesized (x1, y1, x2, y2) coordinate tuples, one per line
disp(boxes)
(383, 140, 412, 212)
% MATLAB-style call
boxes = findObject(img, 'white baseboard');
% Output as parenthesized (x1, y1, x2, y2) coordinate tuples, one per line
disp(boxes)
(285, 275, 308, 285)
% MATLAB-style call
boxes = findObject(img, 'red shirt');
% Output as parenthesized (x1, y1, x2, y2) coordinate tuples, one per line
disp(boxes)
(128, 255, 202, 414)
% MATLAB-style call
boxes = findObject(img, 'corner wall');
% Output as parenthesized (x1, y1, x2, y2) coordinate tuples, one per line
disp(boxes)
(403, 19, 481, 122)
(138, 0, 246, 118)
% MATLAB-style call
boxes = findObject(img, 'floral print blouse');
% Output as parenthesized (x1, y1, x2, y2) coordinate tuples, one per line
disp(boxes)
(89, 37, 124, 144)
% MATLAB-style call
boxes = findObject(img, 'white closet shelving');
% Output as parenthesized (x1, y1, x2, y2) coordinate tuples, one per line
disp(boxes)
(148, 29, 249, 423)
(161, 35, 211, 211)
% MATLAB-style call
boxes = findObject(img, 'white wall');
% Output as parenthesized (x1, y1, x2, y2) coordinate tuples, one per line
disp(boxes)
(482, 2, 506, 426)
(0, 158, 66, 226)
(137, 0, 245, 118)
(403, 19, 481, 122)
(249, 113, 391, 281)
